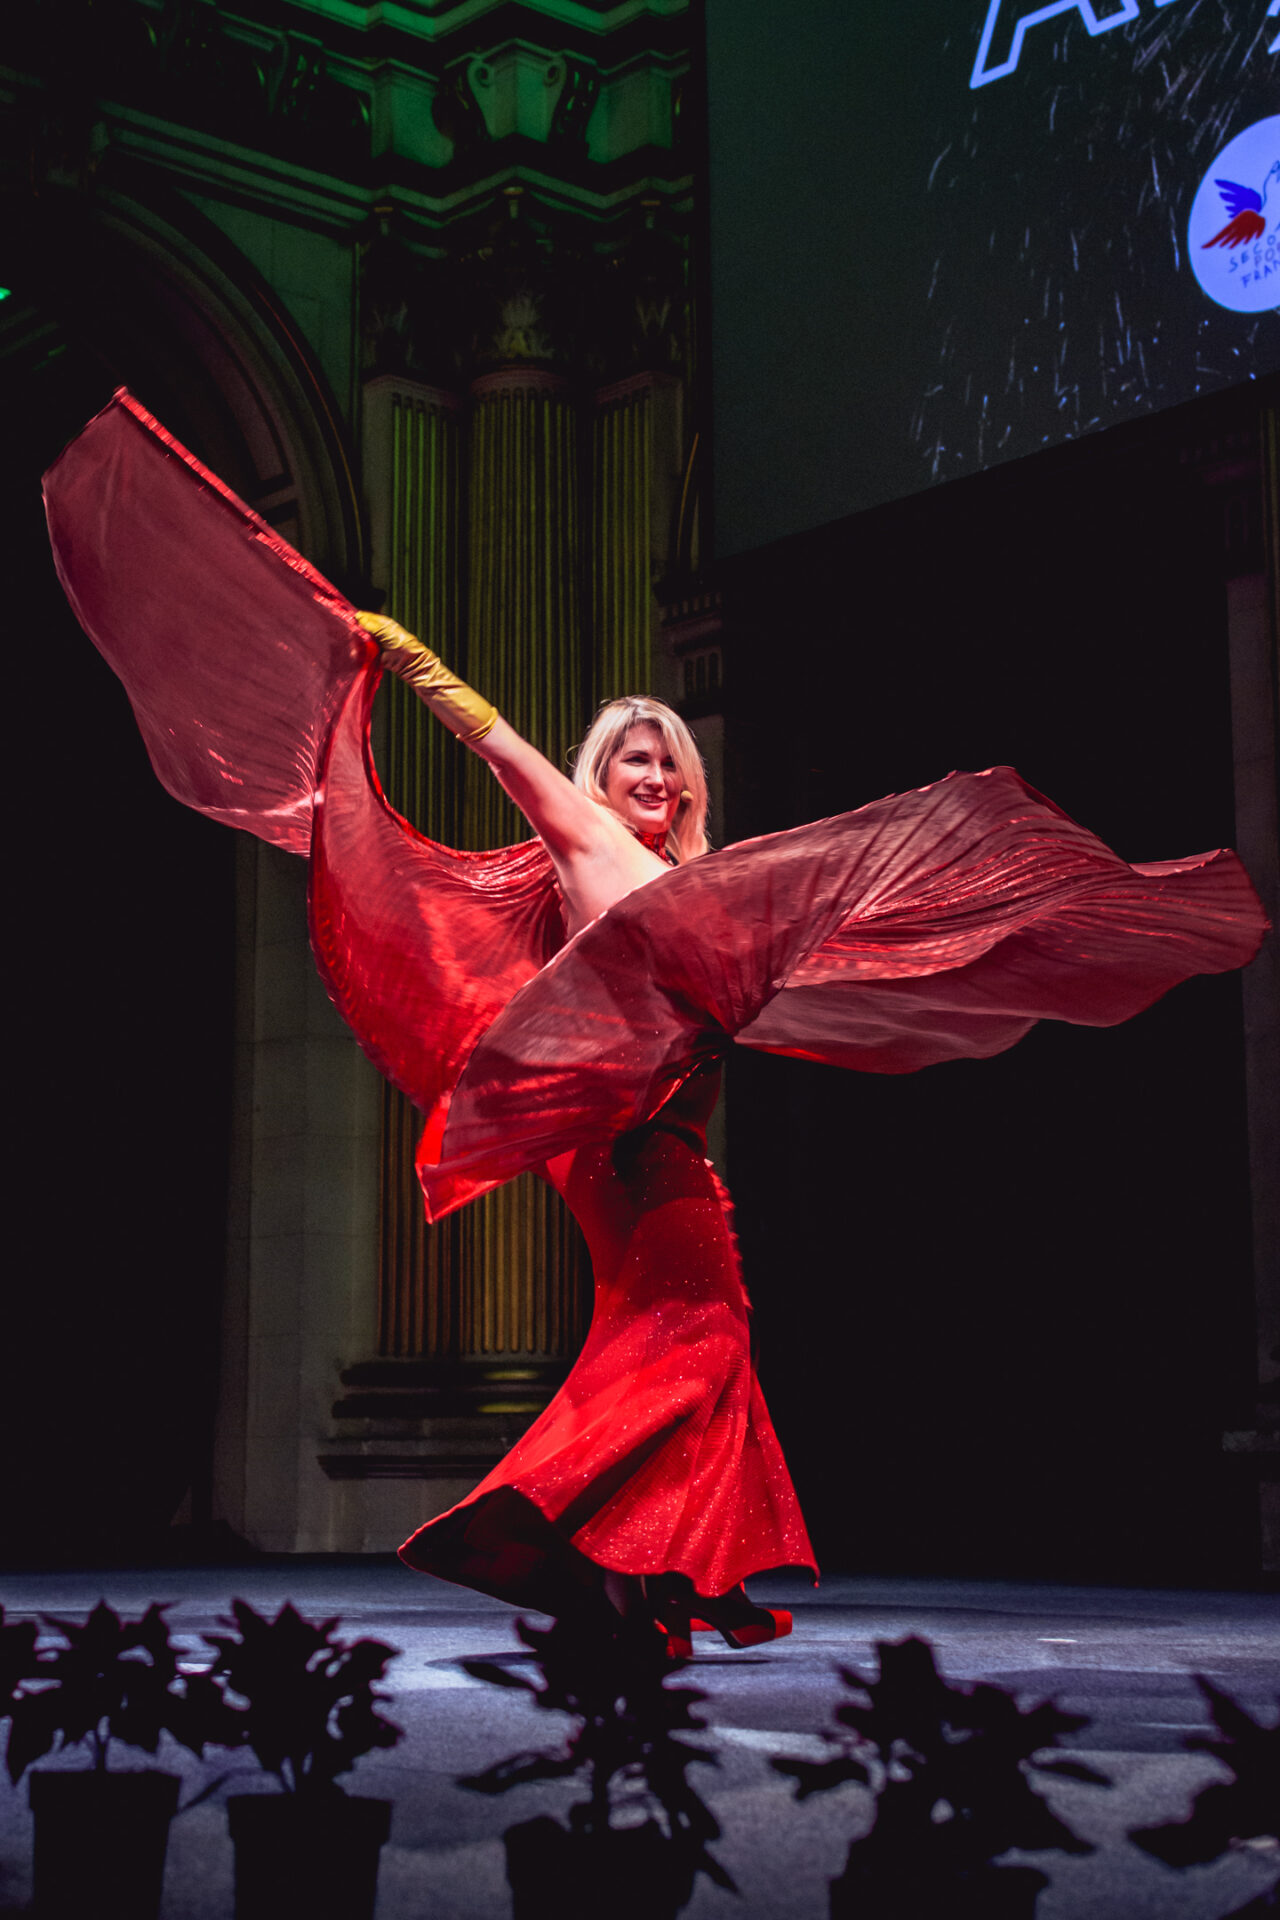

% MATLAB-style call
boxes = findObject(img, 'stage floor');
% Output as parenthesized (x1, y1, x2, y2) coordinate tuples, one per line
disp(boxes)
(1, 1565, 1276, 1918)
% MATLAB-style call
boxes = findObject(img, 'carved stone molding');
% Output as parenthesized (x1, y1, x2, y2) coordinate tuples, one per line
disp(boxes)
(356, 180, 691, 391)
(5, 0, 689, 204)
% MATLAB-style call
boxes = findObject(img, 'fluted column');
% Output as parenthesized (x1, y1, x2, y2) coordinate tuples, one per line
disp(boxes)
(363, 375, 472, 1361)
(453, 366, 589, 1366)
(591, 370, 683, 706)
(462, 367, 584, 842)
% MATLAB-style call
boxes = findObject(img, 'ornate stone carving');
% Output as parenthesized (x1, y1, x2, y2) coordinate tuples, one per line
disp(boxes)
(595, 195, 689, 383)
(456, 185, 592, 376)
(15, 0, 371, 177)
(359, 212, 459, 386)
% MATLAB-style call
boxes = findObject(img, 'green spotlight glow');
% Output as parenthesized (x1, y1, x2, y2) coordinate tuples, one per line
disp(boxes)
(0, 289, 12, 302)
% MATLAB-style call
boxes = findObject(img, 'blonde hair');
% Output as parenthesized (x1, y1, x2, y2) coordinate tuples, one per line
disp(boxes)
(572, 696, 710, 864)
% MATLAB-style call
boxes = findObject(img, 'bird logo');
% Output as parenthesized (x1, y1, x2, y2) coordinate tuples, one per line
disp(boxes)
(1187, 116, 1280, 314)
(1202, 160, 1280, 251)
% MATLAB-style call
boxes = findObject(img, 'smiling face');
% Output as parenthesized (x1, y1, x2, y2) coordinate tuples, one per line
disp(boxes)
(603, 722, 681, 836)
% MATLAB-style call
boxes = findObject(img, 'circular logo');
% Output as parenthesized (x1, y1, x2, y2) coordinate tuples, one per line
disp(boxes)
(1187, 116, 1280, 314)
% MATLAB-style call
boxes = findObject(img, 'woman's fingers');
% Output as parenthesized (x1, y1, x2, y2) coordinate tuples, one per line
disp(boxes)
(355, 610, 419, 651)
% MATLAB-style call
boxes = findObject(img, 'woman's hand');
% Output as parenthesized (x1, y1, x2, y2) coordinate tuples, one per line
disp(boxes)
(355, 611, 497, 743)
(356, 611, 428, 675)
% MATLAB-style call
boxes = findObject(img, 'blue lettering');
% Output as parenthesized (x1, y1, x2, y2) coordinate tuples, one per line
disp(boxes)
(970, 0, 1197, 88)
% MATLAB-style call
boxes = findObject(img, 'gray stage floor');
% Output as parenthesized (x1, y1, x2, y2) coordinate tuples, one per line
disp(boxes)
(1, 1564, 1277, 1918)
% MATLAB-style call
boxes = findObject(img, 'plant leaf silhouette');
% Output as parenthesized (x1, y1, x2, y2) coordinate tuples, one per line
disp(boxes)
(0, 1607, 43, 1784)
(1131, 1677, 1280, 1870)
(459, 1608, 735, 1897)
(0, 1607, 39, 1717)
(774, 1634, 1109, 1913)
(5, 1600, 238, 1781)
(771, 1753, 871, 1799)
(201, 1600, 401, 1795)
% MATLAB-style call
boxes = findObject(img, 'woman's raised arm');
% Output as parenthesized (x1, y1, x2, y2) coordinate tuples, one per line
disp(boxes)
(356, 613, 606, 861)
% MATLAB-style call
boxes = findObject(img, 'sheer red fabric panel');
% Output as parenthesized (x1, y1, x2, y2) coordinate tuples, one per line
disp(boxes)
(421, 772, 1266, 1214)
(43, 388, 368, 854)
(309, 668, 564, 1118)
(42, 390, 565, 1123)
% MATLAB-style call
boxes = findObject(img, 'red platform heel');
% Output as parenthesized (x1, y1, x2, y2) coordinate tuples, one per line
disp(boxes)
(710, 1607, 792, 1649)
(695, 1585, 792, 1650)
(648, 1577, 792, 1654)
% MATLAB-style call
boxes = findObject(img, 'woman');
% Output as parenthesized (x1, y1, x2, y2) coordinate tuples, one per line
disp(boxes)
(355, 611, 809, 1649)
(44, 390, 1268, 1652)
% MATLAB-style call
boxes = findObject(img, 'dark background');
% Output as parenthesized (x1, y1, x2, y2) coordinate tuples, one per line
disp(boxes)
(5, 342, 235, 1557)
(717, 379, 1262, 1583)
(699, 0, 1270, 1583)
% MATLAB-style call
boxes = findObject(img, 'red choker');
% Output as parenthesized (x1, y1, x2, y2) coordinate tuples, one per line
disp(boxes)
(629, 825, 676, 865)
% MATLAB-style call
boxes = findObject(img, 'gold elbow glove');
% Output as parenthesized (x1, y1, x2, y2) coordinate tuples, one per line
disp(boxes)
(355, 612, 498, 744)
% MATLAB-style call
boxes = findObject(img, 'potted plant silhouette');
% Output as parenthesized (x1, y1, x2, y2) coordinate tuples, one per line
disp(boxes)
(202, 1599, 401, 1920)
(774, 1635, 1109, 1920)
(1130, 1675, 1279, 1917)
(2, 1599, 233, 1920)
(460, 1608, 735, 1919)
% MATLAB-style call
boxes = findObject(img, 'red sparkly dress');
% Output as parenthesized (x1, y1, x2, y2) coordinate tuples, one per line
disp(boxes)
(44, 392, 1268, 1609)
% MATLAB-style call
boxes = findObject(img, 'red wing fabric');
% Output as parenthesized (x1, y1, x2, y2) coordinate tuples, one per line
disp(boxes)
(420, 772, 1265, 1216)
(43, 389, 564, 1124)
(45, 391, 1268, 1226)
(43, 388, 368, 854)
